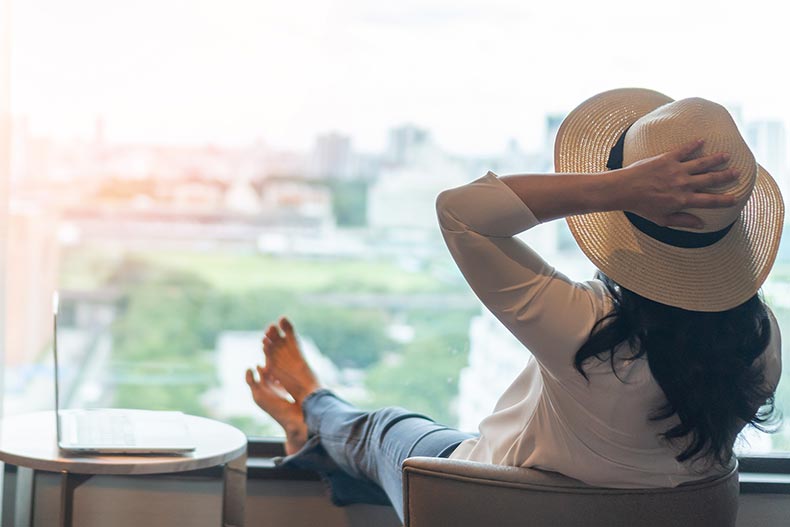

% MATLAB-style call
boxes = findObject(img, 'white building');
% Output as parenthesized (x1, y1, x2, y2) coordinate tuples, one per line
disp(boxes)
(368, 137, 469, 232)
(312, 132, 352, 179)
(746, 119, 789, 199)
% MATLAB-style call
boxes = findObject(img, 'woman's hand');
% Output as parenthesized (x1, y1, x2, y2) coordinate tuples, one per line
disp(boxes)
(500, 139, 739, 225)
(616, 139, 739, 229)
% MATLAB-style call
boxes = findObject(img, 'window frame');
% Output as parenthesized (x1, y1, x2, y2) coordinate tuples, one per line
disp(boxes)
(739, 454, 790, 474)
(1, 0, 11, 423)
(3, 0, 790, 490)
(245, 436, 790, 474)
(244, 437, 790, 491)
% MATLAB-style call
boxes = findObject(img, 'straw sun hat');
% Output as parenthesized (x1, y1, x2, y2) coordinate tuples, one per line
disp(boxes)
(555, 88, 784, 312)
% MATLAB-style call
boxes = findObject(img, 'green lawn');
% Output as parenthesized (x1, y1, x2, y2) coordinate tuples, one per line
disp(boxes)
(60, 246, 458, 294)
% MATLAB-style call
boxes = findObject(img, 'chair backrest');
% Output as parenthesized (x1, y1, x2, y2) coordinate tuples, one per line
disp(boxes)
(402, 457, 739, 527)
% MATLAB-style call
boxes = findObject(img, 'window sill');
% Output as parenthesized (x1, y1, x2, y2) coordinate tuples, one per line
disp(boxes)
(739, 473, 790, 493)
(244, 438, 790, 492)
(5, 439, 790, 493)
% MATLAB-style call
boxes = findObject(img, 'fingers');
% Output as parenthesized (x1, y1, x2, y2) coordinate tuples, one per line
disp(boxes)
(684, 192, 737, 209)
(673, 139, 705, 161)
(690, 169, 739, 190)
(686, 152, 730, 174)
(671, 139, 730, 175)
(665, 212, 704, 229)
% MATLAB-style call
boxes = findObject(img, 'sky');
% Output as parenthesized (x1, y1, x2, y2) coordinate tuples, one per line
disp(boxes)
(6, 0, 790, 155)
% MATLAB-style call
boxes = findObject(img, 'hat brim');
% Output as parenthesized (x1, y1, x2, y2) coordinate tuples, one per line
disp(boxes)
(555, 88, 785, 312)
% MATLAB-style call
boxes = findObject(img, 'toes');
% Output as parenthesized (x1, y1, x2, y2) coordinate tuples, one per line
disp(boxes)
(279, 317, 295, 337)
(266, 324, 282, 342)
(246, 368, 260, 391)
(259, 366, 277, 385)
(256, 366, 295, 401)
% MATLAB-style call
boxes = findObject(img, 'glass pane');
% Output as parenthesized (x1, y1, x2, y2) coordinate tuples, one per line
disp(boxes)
(0, 0, 8, 421)
(4, 1, 789, 457)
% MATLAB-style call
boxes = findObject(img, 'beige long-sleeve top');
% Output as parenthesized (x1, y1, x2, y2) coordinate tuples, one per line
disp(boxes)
(437, 171, 782, 488)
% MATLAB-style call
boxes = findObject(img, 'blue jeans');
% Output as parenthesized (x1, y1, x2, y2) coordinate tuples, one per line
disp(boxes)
(276, 389, 474, 523)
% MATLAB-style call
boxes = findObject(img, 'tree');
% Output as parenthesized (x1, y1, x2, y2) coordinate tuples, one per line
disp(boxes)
(329, 180, 368, 227)
(294, 306, 393, 368)
(110, 261, 218, 413)
(364, 335, 468, 426)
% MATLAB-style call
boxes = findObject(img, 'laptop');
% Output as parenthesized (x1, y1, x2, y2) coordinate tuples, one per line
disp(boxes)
(53, 292, 196, 454)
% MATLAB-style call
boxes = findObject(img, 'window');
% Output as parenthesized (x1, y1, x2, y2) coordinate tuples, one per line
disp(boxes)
(4, 1, 789, 458)
(0, 0, 9, 424)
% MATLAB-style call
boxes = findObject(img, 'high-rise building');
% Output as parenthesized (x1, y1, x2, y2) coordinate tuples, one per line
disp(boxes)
(312, 132, 351, 179)
(386, 125, 431, 166)
(746, 120, 788, 198)
(368, 132, 466, 232)
(544, 113, 565, 154)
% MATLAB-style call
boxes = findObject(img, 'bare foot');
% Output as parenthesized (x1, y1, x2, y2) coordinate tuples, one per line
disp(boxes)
(261, 317, 322, 405)
(245, 365, 307, 455)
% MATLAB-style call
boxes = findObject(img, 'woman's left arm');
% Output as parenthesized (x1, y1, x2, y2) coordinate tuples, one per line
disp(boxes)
(501, 139, 736, 228)
(436, 140, 738, 376)
(437, 172, 606, 376)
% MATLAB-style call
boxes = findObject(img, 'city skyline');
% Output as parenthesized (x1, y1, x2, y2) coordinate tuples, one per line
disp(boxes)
(9, 111, 789, 176)
(7, 0, 790, 154)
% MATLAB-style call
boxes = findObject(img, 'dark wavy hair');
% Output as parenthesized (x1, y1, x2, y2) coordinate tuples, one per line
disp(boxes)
(574, 272, 779, 467)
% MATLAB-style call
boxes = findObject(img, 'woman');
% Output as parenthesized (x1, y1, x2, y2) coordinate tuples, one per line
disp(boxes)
(245, 88, 783, 521)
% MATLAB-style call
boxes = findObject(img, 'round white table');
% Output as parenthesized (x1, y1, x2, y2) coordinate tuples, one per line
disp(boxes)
(0, 411, 248, 527)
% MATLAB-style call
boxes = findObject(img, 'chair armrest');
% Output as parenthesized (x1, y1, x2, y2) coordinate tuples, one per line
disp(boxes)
(403, 457, 591, 490)
(402, 457, 739, 527)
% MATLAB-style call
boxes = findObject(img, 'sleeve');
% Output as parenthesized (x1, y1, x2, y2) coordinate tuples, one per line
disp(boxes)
(436, 171, 609, 377)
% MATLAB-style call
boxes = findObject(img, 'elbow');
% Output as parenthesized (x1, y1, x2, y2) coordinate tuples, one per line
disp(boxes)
(435, 187, 463, 229)
(435, 189, 450, 222)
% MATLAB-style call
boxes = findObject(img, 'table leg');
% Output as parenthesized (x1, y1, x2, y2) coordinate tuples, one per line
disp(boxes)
(58, 473, 92, 527)
(221, 452, 247, 527)
(14, 467, 35, 527)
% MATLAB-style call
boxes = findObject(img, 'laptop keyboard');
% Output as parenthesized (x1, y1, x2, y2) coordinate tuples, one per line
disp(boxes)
(76, 413, 136, 446)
